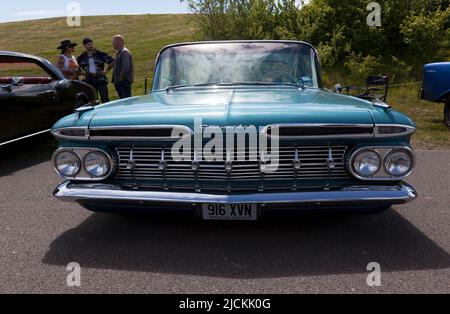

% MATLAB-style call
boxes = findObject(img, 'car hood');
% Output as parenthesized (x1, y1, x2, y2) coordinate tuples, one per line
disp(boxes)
(86, 88, 383, 129)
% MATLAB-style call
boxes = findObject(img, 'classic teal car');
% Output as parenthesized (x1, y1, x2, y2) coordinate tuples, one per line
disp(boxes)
(51, 41, 417, 220)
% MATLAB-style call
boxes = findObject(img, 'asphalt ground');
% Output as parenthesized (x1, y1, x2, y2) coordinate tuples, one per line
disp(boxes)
(0, 134, 449, 294)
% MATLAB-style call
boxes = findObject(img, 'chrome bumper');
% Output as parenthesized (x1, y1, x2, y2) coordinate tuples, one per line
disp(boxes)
(54, 181, 417, 209)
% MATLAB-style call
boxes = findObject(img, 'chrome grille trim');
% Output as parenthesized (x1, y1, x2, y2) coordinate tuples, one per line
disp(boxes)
(114, 146, 350, 191)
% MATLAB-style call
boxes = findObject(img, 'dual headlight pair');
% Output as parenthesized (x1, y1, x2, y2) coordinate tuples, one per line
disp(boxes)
(351, 147, 414, 180)
(53, 148, 112, 180)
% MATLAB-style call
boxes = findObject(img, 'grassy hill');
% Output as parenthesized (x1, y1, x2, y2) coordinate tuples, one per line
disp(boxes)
(0, 14, 196, 95)
(0, 15, 449, 148)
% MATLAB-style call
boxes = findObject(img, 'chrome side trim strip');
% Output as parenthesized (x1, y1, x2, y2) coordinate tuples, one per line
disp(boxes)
(54, 181, 417, 206)
(373, 124, 417, 138)
(0, 129, 51, 146)
(51, 127, 89, 140)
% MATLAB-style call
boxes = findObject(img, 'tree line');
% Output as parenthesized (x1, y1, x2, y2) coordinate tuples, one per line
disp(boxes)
(183, 0, 450, 83)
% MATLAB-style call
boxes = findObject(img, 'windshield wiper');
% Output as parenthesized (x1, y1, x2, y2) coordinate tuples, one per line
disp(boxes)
(165, 82, 306, 91)
(279, 82, 306, 90)
(165, 84, 189, 92)
(195, 82, 306, 89)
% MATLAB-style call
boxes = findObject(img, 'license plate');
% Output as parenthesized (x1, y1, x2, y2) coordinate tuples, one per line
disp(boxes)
(202, 204, 258, 221)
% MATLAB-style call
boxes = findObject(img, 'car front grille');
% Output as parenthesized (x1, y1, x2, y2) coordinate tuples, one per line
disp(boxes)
(114, 145, 350, 192)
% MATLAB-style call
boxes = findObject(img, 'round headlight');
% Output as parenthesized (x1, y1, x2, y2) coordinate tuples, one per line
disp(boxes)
(84, 151, 111, 178)
(54, 151, 81, 177)
(385, 150, 413, 177)
(352, 150, 381, 178)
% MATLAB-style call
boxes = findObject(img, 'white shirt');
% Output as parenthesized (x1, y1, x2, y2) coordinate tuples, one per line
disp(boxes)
(88, 57, 96, 74)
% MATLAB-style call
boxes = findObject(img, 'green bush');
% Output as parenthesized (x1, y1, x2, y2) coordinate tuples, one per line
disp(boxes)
(183, 0, 450, 84)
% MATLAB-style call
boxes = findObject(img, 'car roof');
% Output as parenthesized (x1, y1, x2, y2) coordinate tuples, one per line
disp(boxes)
(0, 51, 65, 80)
(158, 40, 317, 52)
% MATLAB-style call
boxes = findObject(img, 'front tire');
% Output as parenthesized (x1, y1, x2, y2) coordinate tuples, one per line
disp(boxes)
(444, 99, 450, 129)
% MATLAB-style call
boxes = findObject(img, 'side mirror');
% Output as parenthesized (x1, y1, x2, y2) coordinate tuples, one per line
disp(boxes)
(334, 84, 343, 94)
(366, 75, 389, 102)
(367, 75, 389, 86)
(1, 77, 23, 92)
(12, 77, 23, 85)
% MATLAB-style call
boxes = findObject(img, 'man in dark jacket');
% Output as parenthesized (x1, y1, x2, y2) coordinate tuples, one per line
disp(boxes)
(77, 38, 115, 103)
(112, 35, 134, 99)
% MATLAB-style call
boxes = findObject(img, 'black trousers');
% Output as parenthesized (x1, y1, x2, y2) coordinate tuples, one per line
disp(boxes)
(114, 81, 132, 99)
(85, 77, 110, 103)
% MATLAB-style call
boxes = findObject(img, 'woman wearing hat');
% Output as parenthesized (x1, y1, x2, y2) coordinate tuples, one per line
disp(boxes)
(56, 40, 82, 80)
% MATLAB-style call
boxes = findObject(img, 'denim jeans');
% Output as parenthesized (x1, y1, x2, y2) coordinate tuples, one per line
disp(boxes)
(114, 81, 132, 99)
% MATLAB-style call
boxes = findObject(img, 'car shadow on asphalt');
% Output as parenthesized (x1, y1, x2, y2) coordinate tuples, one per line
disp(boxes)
(0, 134, 56, 178)
(42, 210, 450, 278)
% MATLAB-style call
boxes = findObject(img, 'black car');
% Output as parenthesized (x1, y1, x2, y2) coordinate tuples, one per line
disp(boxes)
(0, 51, 97, 146)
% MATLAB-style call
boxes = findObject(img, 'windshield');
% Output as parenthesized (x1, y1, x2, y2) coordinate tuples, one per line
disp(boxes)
(152, 42, 322, 91)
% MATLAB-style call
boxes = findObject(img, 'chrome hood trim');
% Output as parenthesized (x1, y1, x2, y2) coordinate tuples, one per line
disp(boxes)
(263, 123, 416, 139)
(52, 125, 193, 141)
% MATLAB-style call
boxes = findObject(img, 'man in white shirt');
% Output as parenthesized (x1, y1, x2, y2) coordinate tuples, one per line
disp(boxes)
(77, 38, 115, 103)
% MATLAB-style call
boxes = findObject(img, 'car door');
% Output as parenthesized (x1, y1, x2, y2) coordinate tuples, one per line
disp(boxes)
(0, 57, 58, 144)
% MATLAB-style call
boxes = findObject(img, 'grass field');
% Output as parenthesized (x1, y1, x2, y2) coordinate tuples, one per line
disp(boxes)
(0, 15, 449, 148)
(0, 14, 196, 95)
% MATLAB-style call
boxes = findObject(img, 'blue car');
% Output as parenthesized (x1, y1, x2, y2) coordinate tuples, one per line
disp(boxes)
(50, 41, 418, 220)
(422, 62, 450, 128)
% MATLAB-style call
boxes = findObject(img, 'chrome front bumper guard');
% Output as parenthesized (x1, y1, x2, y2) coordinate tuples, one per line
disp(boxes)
(54, 181, 417, 208)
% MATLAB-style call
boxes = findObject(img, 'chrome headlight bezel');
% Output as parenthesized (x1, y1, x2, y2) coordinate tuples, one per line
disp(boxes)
(53, 150, 82, 178)
(351, 149, 381, 179)
(52, 148, 115, 181)
(384, 149, 414, 178)
(349, 146, 415, 181)
(83, 151, 112, 178)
